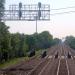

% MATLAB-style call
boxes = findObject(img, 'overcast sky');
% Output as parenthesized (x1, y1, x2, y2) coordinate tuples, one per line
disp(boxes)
(5, 0, 75, 39)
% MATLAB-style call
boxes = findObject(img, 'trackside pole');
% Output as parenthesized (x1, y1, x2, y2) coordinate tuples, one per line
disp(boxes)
(36, 17, 37, 33)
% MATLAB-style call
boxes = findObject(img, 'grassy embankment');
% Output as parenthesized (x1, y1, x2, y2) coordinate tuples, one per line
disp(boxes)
(0, 50, 42, 69)
(0, 57, 29, 69)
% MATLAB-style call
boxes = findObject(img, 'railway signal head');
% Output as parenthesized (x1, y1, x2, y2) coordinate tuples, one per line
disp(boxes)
(38, 2, 41, 20)
(18, 2, 22, 19)
(18, 10, 22, 19)
(38, 10, 41, 20)
(38, 2, 41, 8)
(19, 2, 22, 9)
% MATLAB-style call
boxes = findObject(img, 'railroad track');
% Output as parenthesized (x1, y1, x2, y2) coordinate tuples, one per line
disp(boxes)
(0, 45, 57, 75)
(57, 59, 69, 75)
(27, 57, 59, 75)
(27, 57, 51, 75)
(27, 45, 60, 75)
(0, 56, 42, 75)
(64, 44, 75, 75)
(1, 44, 75, 75)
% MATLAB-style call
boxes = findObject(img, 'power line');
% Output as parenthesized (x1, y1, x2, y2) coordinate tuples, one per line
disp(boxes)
(50, 6, 75, 16)
(51, 10, 75, 16)
(51, 6, 75, 11)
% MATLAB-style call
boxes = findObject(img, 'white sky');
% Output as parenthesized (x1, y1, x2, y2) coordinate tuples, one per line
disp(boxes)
(5, 0, 75, 39)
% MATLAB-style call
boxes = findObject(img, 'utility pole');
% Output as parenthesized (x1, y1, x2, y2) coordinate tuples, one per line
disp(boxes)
(36, 16, 37, 33)
(35, 2, 41, 33)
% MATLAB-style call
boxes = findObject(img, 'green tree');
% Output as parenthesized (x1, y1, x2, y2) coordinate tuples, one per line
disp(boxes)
(65, 36, 75, 49)
(52, 38, 61, 45)
(11, 33, 20, 57)
(32, 31, 53, 50)
(0, 22, 10, 62)
(18, 34, 29, 57)
(0, 0, 5, 21)
(26, 35, 35, 51)
(39, 31, 53, 49)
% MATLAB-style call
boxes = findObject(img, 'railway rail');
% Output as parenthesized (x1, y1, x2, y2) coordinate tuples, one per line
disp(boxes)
(0, 44, 75, 75)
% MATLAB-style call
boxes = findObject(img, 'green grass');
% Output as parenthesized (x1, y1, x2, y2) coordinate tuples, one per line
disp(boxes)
(0, 50, 44, 69)
(35, 50, 42, 58)
(0, 57, 29, 69)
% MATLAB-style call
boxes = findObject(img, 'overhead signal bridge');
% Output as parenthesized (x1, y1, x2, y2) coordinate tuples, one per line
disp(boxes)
(2, 2, 50, 21)
(1, 2, 50, 33)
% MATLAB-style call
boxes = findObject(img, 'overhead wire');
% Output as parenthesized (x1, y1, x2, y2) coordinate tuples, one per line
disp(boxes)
(51, 11, 75, 16)
(51, 6, 75, 10)
(50, 6, 75, 16)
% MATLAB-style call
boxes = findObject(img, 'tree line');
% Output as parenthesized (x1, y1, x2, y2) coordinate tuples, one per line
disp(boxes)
(0, 22, 61, 63)
(65, 36, 75, 49)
